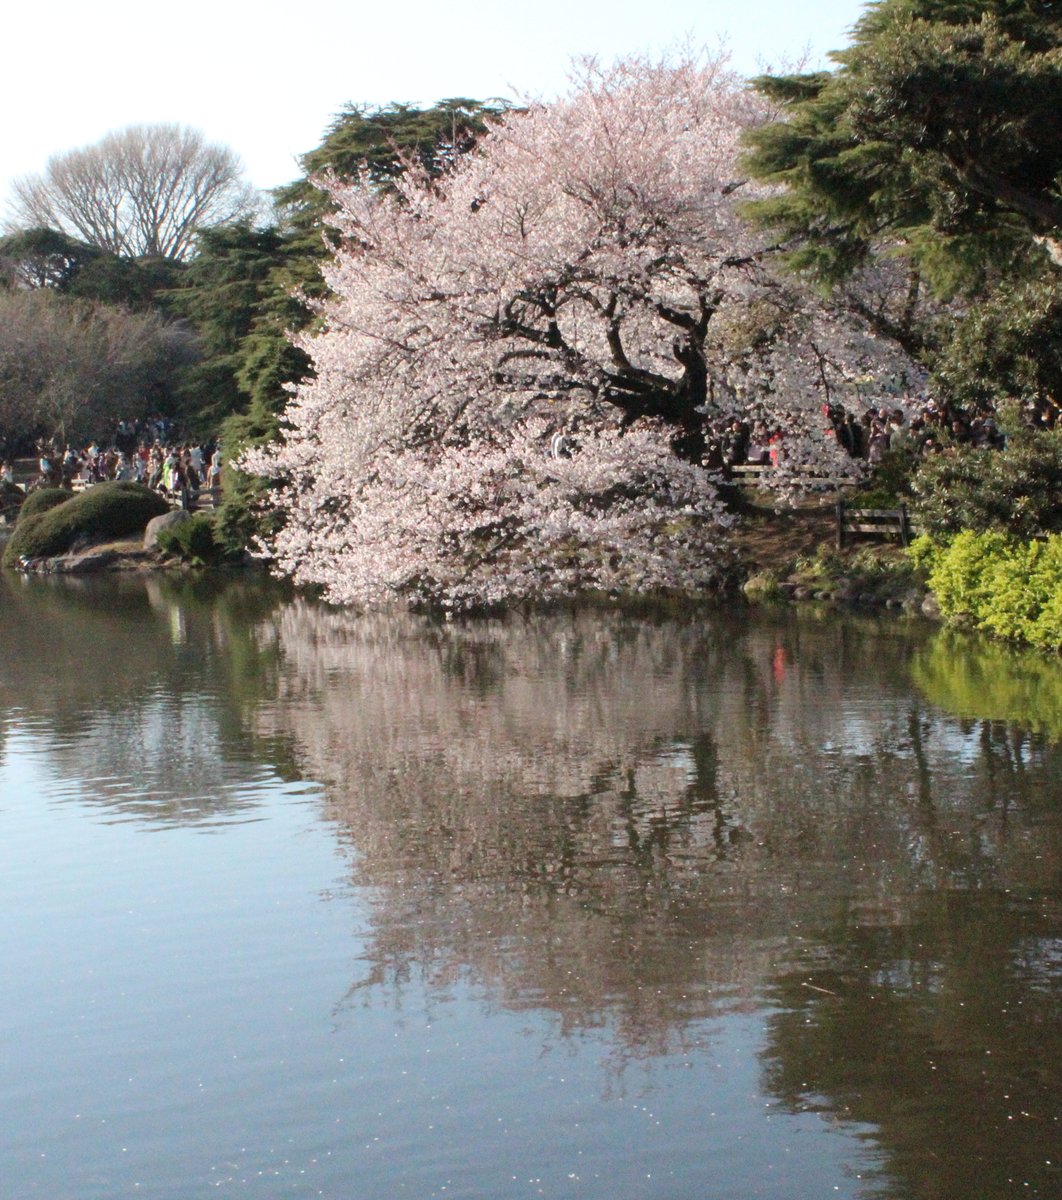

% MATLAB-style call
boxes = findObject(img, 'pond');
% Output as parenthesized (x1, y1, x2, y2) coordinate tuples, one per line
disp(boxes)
(1, 574, 1060, 1200)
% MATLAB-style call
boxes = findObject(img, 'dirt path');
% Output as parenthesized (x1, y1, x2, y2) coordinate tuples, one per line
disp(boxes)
(730, 502, 837, 575)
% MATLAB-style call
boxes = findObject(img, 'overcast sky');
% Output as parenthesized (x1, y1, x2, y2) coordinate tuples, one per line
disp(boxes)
(3, 0, 868, 211)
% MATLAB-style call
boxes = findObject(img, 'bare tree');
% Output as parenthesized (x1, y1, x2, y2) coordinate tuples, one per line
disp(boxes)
(6, 124, 259, 261)
(0, 288, 198, 446)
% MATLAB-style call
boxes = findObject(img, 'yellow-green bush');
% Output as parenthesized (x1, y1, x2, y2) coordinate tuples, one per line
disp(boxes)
(913, 531, 1062, 651)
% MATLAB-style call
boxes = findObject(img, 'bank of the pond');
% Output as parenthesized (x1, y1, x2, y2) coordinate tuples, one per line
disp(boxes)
(1, 490, 929, 610)
(732, 499, 934, 615)
(0, 485, 251, 575)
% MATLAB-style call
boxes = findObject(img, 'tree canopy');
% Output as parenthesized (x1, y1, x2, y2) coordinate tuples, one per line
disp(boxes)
(743, 0, 1062, 286)
(0, 289, 196, 449)
(6, 124, 259, 261)
(274, 98, 510, 228)
(742, 0, 1062, 417)
(243, 54, 918, 610)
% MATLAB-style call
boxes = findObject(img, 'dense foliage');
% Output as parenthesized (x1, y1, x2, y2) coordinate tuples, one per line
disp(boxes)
(273, 99, 510, 226)
(912, 531, 1062, 650)
(909, 426, 1062, 537)
(743, 0, 1062, 284)
(743, 0, 1062, 419)
(166, 222, 311, 432)
(155, 512, 237, 567)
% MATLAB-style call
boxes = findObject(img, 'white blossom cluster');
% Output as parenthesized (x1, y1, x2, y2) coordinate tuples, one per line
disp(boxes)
(245, 52, 921, 609)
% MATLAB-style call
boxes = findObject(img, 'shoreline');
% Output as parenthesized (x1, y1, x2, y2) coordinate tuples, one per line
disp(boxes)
(1, 499, 932, 617)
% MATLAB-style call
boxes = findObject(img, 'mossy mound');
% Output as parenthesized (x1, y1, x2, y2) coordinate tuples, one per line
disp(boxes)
(18, 487, 74, 521)
(3, 482, 170, 567)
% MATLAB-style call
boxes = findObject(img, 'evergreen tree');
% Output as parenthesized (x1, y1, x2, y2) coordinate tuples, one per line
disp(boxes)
(273, 98, 509, 229)
(742, 0, 1062, 416)
(0, 227, 184, 311)
(168, 222, 310, 432)
(743, 0, 1062, 288)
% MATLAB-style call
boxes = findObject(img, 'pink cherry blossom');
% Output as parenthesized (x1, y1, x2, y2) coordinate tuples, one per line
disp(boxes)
(244, 52, 922, 610)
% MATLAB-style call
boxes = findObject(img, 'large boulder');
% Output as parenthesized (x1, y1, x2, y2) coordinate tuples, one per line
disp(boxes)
(144, 508, 191, 550)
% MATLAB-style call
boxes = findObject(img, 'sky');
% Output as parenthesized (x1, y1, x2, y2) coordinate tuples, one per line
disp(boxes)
(2, 0, 869, 211)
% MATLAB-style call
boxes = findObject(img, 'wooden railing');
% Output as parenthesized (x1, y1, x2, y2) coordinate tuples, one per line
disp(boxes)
(727, 462, 861, 489)
(835, 501, 917, 549)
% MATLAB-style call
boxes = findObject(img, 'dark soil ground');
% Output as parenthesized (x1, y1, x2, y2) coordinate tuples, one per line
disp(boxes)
(730, 500, 839, 576)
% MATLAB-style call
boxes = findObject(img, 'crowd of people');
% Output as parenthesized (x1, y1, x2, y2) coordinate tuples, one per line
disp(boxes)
(20, 419, 222, 508)
(701, 396, 1011, 473)
(5, 396, 1056, 512)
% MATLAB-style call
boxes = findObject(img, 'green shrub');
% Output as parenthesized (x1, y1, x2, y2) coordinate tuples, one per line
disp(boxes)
(849, 446, 918, 509)
(917, 530, 1062, 651)
(910, 427, 1062, 538)
(18, 487, 73, 521)
(845, 486, 899, 510)
(790, 542, 922, 603)
(2, 482, 169, 566)
(923, 529, 1014, 621)
(156, 512, 236, 567)
(1, 481, 26, 518)
(907, 533, 939, 572)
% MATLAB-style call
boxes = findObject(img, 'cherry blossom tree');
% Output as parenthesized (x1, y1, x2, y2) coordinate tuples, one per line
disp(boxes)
(245, 53, 919, 611)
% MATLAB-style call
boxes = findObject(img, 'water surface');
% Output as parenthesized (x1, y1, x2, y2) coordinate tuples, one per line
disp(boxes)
(1, 575, 1059, 1199)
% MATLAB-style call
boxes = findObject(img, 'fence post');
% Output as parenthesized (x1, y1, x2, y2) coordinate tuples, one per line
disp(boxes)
(836, 500, 847, 550)
(899, 506, 910, 548)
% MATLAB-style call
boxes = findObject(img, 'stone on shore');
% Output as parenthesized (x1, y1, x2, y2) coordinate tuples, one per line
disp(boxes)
(144, 509, 190, 550)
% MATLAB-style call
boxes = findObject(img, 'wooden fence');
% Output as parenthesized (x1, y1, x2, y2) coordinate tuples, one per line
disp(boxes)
(835, 501, 917, 549)
(728, 462, 860, 489)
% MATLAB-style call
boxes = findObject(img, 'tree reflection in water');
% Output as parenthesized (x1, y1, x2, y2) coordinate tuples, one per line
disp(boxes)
(256, 598, 1061, 1197)
(3, 576, 1059, 1197)
(0, 572, 293, 825)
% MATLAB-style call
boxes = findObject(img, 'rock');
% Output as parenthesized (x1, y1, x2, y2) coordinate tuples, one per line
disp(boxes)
(900, 589, 924, 613)
(921, 592, 942, 620)
(792, 585, 812, 601)
(58, 550, 117, 574)
(144, 509, 190, 550)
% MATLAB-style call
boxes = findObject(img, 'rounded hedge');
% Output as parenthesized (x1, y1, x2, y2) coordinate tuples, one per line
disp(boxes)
(18, 487, 74, 521)
(2, 482, 170, 567)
